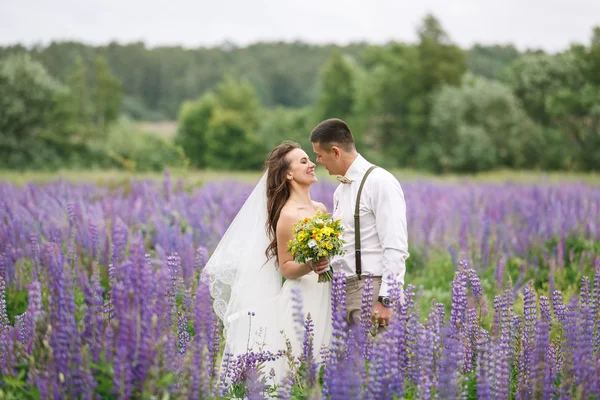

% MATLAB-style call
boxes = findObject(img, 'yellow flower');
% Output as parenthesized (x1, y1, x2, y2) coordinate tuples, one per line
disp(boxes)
(321, 227, 334, 236)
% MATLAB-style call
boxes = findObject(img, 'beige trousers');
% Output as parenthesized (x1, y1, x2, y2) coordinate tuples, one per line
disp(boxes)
(344, 275, 387, 334)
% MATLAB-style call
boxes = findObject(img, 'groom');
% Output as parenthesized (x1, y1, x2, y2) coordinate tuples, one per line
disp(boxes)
(310, 118, 409, 328)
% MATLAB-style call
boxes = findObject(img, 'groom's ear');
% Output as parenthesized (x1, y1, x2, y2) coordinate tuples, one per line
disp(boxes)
(331, 146, 341, 158)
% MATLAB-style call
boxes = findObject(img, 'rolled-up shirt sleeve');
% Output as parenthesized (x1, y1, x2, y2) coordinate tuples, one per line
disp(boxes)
(370, 175, 409, 297)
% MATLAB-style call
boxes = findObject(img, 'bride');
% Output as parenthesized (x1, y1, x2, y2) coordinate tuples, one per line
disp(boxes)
(201, 140, 333, 384)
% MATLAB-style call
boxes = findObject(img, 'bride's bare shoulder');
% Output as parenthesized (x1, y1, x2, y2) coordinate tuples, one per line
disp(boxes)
(277, 205, 298, 230)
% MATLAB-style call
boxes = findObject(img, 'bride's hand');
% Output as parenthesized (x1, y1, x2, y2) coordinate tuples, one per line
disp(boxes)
(309, 258, 330, 274)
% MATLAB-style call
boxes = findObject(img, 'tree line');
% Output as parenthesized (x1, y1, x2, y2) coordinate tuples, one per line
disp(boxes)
(1, 14, 599, 172)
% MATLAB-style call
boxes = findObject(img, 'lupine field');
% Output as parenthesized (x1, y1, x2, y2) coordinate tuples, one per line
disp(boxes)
(1, 171, 600, 399)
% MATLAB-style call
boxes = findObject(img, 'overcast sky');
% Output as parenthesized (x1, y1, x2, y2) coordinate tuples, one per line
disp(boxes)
(1, 0, 599, 52)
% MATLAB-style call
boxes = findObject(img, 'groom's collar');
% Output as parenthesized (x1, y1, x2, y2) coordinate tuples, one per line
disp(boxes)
(341, 154, 372, 183)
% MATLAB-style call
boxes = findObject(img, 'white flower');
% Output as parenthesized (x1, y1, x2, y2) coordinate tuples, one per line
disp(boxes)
(307, 239, 317, 248)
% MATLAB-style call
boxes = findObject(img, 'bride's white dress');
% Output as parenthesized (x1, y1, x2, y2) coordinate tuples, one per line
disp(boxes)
(201, 172, 332, 385)
(277, 271, 332, 361)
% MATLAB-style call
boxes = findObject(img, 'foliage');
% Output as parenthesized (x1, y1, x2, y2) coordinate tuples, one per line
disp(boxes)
(1, 16, 600, 172)
(502, 40, 600, 170)
(0, 53, 73, 169)
(98, 118, 189, 172)
(176, 77, 268, 170)
(317, 50, 358, 122)
(428, 74, 541, 172)
(175, 93, 217, 168)
(467, 44, 520, 80)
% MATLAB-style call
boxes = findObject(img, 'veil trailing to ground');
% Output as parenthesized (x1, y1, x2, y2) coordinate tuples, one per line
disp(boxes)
(201, 171, 284, 357)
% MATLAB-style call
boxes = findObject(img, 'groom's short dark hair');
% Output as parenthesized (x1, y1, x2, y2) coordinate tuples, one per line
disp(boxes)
(310, 118, 355, 152)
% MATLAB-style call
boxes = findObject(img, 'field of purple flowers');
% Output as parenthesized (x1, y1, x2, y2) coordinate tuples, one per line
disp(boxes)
(1, 172, 599, 399)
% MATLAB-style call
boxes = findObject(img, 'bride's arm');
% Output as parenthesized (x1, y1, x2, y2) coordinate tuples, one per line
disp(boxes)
(276, 211, 316, 279)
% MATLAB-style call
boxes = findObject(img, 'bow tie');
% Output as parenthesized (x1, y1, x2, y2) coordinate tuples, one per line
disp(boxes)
(337, 175, 352, 184)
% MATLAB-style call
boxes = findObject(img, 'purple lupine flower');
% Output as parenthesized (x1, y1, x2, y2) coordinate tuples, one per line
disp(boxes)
(29, 234, 40, 281)
(219, 352, 233, 396)
(23, 280, 43, 355)
(580, 276, 591, 308)
(558, 297, 579, 398)
(45, 243, 91, 398)
(301, 312, 317, 388)
(225, 348, 285, 387)
(0, 253, 6, 284)
(177, 311, 190, 355)
(476, 328, 492, 400)
(416, 323, 435, 399)
(492, 288, 512, 400)
(495, 256, 506, 290)
(552, 290, 566, 323)
(210, 318, 222, 382)
(131, 254, 158, 388)
(324, 270, 353, 399)
(111, 282, 135, 399)
(0, 276, 8, 332)
(385, 279, 407, 398)
(291, 287, 305, 343)
(546, 340, 562, 399)
(517, 280, 536, 398)
(450, 268, 469, 330)
(462, 307, 478, 374)
(592, 259, 600, 353)
(89, 219, 99, 260)
(532, 295, 551, 398)
(467, 268, 483, 300)
(195, 245, 209, 270)
(245, 367, 266, 400)
(438, 324, 464, 399)
(166, 253, 183, 323)
(277, 374, 295, 400)
(403, 285, 420, 387)
(574, 299, 594, 393)
(111, 217, 129, 267)
(359, 275, 374, 358)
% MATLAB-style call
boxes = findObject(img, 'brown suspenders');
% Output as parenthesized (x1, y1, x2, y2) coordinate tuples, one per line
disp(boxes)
(354, 165, 378, 280)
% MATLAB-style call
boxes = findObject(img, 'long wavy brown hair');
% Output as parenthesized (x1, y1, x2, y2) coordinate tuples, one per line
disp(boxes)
(264, 140, 301, 263)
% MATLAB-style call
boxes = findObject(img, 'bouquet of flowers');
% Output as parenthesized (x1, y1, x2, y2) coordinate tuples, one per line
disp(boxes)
(286, 210, 346, 282)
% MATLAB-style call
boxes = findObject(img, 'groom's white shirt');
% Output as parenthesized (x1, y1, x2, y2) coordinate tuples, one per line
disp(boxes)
(332, 154, 409, 297)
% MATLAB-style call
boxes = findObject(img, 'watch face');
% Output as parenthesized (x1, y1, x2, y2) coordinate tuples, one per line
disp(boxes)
(381, 297, 392, 307)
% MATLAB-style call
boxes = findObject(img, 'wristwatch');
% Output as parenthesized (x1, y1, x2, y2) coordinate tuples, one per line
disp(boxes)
(378, 296, 392, 308)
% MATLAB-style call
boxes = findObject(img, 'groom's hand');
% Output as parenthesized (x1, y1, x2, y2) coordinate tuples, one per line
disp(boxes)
(311, 259, 330, 274)
(372, 302, 392, 327)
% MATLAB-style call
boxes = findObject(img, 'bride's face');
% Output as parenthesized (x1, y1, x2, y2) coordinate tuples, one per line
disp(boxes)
(286, 149, 317, 185)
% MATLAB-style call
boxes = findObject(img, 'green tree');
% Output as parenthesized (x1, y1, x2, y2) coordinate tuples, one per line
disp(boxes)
(67, 57, 92, 141)
(214, 76, 260, 130)
(353, 15, 466, 168)
(94, 55, 122, 133)
(416, 14, 467, 143)
(467, 44, 520, 80)
(503, 41, 600, 170)
(257, 106, 316, 151)
(0, 53, 71, 168)
(175, 93, 217, 168)
(205, 108, 266, 170)
(175, 77, 267, 169)
(428, 74, 541, 172)
(317, 50, 357, 121)
(353, 43, 421, 166)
